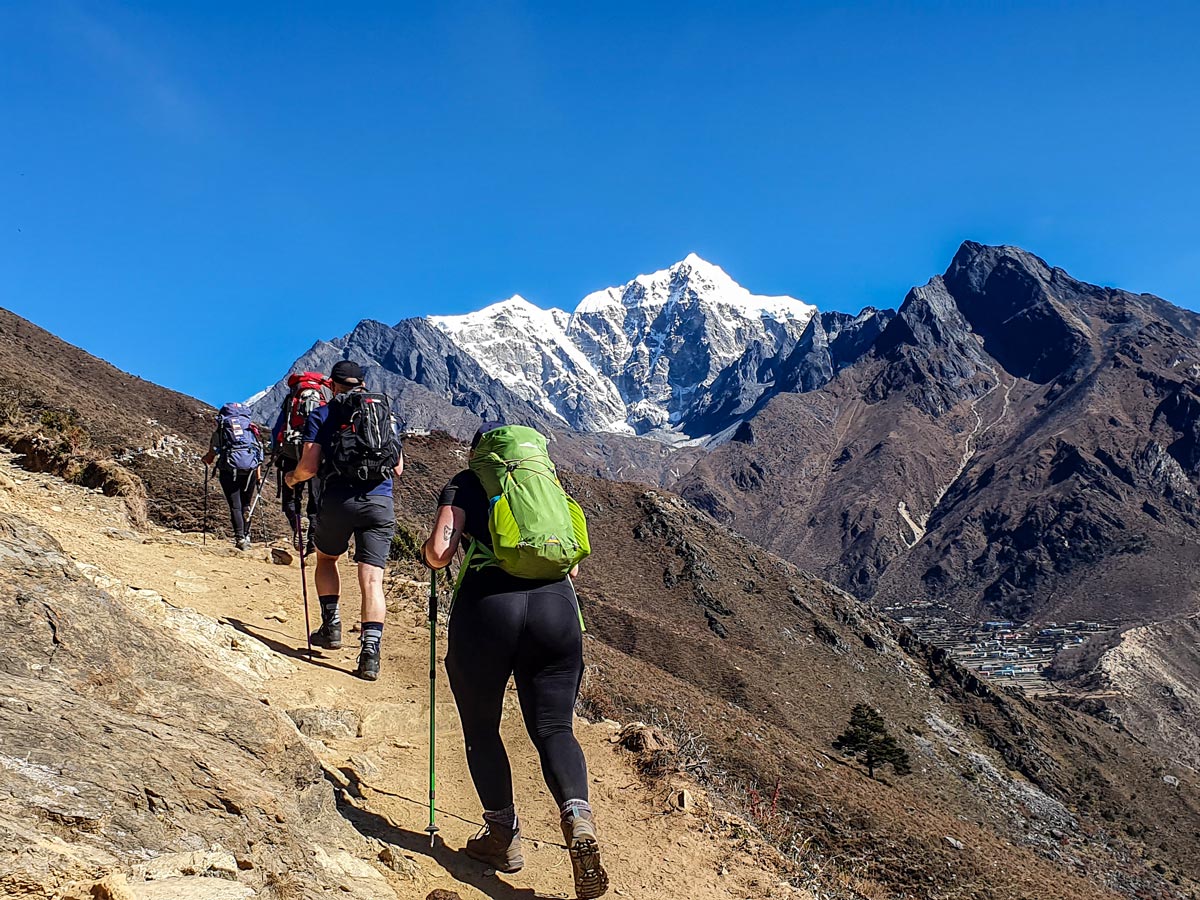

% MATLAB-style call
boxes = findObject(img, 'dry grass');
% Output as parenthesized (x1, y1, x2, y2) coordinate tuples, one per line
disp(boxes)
(602, 702, 891, 900)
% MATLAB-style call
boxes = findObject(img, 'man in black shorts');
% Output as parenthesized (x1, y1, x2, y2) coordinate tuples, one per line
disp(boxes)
(284, 360, 403, 680)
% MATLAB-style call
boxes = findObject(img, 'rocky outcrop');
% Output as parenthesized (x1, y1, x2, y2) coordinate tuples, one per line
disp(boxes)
(0, 512, 397, 899)
(942, 241, 1096, 384)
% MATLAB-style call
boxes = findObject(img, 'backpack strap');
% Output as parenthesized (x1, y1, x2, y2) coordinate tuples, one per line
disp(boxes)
(449, 539, 479, 615)
(567, 577, 586, 634)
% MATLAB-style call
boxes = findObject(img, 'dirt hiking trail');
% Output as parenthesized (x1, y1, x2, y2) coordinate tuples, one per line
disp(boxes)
(1, 451, 808, 900)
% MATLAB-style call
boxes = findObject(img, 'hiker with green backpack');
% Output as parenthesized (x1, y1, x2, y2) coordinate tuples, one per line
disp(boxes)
(421, 422, 608, 900)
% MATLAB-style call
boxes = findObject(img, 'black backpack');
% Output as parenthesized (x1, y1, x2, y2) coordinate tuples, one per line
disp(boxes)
(325, 390, 401, 482)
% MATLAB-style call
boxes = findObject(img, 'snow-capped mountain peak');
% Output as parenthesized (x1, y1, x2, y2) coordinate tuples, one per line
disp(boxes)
(574, 253, 814, 324)
(269, 255, 843, 441)
(566, 254, 818, 433)
(430, 294, 567, 331)
(430, 295, 630, 433)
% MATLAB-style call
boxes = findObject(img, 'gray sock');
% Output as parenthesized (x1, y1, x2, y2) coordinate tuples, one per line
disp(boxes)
(318, 595, 340, 627)
(483, 804, 518, 831)
(560, 798, 592, 822)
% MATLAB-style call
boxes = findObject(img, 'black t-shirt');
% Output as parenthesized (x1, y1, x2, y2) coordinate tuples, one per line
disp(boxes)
(438, 469, 562, 598)
(438, 470, 492, 549)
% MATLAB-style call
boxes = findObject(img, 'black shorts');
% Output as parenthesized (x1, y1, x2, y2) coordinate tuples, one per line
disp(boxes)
(312, 493, 394, 568)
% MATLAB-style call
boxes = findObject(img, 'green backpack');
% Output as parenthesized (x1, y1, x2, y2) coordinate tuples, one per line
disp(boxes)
(466, 425, 591, 580)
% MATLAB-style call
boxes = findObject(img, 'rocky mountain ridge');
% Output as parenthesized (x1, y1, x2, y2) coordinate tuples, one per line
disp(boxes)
(679, 241, 1200, 629)
(251, 254, 877, 442)
(250, 240, 1200, 637)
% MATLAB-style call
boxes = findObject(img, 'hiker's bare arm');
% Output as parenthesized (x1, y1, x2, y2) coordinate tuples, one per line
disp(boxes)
(285, 442, 321, 487)
(569, 564, 579, 578)
(422, 505, 465, 569)
(393, 448, 404, 478)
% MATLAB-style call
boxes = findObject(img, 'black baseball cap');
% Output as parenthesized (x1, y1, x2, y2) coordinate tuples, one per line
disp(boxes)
(331, 360, 364, 386)
(470, 419, 505, 449)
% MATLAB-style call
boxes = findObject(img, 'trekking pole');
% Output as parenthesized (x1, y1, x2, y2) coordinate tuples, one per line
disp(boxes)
(245, 459, 272, 534)
(203, 464, 211, 547)
(297, 484, 313, 661)
(426, 567, 440, 847)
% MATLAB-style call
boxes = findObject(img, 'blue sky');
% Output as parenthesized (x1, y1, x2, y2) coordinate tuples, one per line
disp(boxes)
(2, 1, 1198, 405)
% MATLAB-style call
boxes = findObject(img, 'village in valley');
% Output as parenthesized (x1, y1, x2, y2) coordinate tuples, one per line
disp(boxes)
(884, 601, 1114, 692)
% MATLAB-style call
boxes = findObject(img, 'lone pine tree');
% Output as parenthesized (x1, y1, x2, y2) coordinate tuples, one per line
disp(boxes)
(833, 703, 911, 779)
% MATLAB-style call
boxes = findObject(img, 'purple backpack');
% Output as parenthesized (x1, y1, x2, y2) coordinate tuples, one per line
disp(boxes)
(216, 403, 263, 471)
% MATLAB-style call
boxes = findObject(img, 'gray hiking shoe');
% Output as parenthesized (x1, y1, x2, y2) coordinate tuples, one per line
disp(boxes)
(354, 644, 380, 681)
(561, 811, 608, 899)
(311, 621, 342, 649)
(465, 822, 523, 873)
(236, 535, 251, 551)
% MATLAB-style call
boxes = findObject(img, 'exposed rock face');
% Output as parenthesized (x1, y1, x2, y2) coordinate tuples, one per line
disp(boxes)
(678, 242, 1200, 625)
(248, 317, 555, 439)
(0, 512, 394, 899)
(1092, 614, 1200, 772)
(941, 241, 1096, 384)
(824, 308, 895, 371)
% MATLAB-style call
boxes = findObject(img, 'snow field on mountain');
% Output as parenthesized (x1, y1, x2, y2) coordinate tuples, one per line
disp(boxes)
(433, 255, 817, 437)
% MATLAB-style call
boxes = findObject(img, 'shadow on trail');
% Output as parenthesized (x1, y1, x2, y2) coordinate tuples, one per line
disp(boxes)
(222, 617, 346, 675)
(326, 768, 552, 900)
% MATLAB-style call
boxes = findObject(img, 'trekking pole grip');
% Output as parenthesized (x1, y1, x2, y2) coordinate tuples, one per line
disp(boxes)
(428, 567, 438, 622)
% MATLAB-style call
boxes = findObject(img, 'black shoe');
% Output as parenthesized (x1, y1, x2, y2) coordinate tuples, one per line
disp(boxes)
(311, 621, 342, 649)
(355, 644, 380, 681)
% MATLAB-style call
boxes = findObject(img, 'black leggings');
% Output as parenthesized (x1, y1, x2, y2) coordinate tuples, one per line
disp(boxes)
(445, 577, 588, 811)
(218, 468, 259, 539)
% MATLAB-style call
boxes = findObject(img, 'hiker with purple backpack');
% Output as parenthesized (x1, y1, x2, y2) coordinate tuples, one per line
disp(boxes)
(202, 402, 265, 550)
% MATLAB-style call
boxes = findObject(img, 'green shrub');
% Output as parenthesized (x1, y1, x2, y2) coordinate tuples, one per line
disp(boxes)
(39, 409, 79, 432)
(390, 523, 421, 561)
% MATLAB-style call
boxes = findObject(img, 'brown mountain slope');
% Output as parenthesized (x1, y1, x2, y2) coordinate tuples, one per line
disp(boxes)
(0, 307, 212, 450)
(395, 433, 1200, 900)
(9, 305, 1200, 898)
(0, 306, 214, 530)
(1, 452, 806, 900)
(678, 242, 1200, 626)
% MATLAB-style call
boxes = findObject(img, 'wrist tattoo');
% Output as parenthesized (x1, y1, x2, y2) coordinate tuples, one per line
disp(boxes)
(442, 524, 456, 542)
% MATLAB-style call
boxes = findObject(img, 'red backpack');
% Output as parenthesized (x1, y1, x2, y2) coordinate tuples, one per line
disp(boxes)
(278, 371, 330, 461)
